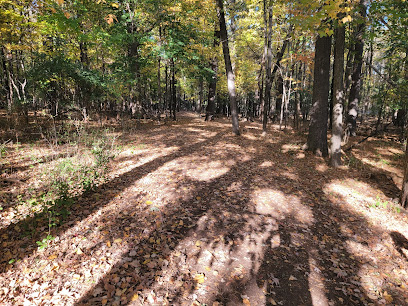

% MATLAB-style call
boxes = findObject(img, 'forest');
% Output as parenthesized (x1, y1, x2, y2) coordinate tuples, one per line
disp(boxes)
(1, 0, 408, 305)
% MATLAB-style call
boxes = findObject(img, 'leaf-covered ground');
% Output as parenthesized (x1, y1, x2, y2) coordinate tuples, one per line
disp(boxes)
(1, 112, 408, 305)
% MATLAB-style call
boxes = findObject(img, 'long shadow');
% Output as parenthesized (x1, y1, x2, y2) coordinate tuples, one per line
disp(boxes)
(75, 141, 274, 304)
(75, 134, 383, 305)
(4, 119, 407, 304)
(0, 129, 225, 272)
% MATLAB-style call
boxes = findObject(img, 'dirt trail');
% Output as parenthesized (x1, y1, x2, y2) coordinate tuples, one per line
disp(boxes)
(1, 113, 408, 305)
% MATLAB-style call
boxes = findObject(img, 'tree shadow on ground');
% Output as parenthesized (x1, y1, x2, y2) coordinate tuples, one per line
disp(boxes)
(2, 117, 407, 305)
(0, 124, 225, 272)
(74, 129, 394, 305)
(345, 151, 401, 199)
(390, 231, 408, 261)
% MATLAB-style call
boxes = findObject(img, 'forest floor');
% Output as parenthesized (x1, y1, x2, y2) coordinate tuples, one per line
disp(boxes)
(1, 112, 408, 306)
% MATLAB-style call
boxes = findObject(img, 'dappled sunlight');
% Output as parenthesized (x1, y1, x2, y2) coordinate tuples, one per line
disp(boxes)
(242, 133, 258, 141)
(111, 146, 179, 178)
(325, 179, 408, 231)
(346, 239, 407, 302)
(315, 163, 329, 173)
(281, 171, 298, 181)
(281, 143, 300, 154)
(308, 249, 329, 306)
(259, 161, 274, 168)
(184, 158, 232, 181)
(251, 189, 314, 225)
(135, 212, 277, 305)
(3, 113, 408, 305)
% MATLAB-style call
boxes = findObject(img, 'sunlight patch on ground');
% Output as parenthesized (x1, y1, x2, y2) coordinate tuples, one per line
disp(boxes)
(325, 179, 408, 301)
(252, 189, 314, 225)
(260, 161, 274, 168)
(281, 143, 300, 153)
(281, 171, 298, 181)
(308, 249, 329, 306)
(184, 158, 232, 181)
(295, 152, 305, 159)
(347, 239, 402, 301)
(112, 146, 178, 178)
(315, 163, 329, 173)
(325, 179, 408, 232)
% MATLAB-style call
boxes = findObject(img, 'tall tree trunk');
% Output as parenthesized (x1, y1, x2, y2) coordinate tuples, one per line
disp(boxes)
(263, 31, 289, 128)
(216, 0, 240, 135)
(197, 78, 203, 113)
(346, 0, 366, 137)
(330, 25, 346, 167)
(275, 75, 283, 122)
(1, 48, 12, 115)
(262, 1, 273, 133)
(157, 26, 162, 119)
(305, 34, 332, 157)
(165, 63, 168, 117)
(206, 27, 219, 121)
(171, 58, 176, 121)
(401, 142, 408, 208)
(294, 63, 301, 129)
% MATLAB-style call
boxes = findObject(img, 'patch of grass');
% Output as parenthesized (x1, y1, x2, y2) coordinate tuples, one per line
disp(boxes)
(369, 196, 401, 213)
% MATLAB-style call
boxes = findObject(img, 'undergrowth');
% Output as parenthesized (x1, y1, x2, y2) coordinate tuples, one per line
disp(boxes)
(12, 123, 118, 251)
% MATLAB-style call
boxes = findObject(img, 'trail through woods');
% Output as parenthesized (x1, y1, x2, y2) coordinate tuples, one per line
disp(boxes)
(1, 113, 408, 305)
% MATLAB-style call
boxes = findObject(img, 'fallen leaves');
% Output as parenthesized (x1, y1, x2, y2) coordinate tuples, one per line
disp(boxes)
(1, 114, 408, 306)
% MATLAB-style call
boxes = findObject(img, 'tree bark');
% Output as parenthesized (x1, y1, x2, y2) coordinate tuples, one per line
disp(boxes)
(157, 26, 162, 119)
(401, 142, 408, 208)
(216, 0, 240, 135)
(262, 1, 273, 133)
(305, 34, 332, 157)
(330, 25, 346, 167)
(171, 58, 176, 121)
(206, 28, 219, 121)
(263, 32, 289, 129)
(346, 0, 366, 137)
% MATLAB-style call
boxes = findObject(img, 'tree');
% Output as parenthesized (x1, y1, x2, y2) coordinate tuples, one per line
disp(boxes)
(330, 24, 346, 167)
(345, 0, 367, 138)
(215, 0, 240, 135)
(305, 33, 331, 157)
(262, 0, 273, 133)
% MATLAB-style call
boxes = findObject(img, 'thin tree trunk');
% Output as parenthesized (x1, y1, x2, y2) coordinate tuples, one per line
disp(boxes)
(206, 26, 219, 121)
(330, 25, 346, 167)
(401, 142, 408, 208)
(171, 58, 176, 121)
(262, 0, 273, 133)
(216, 0, 240, 135)
(165, 62, 169, 118)
(197, 78, 203, 113)
(305, 34, 332, 157)
(157, 26, 162, 120)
